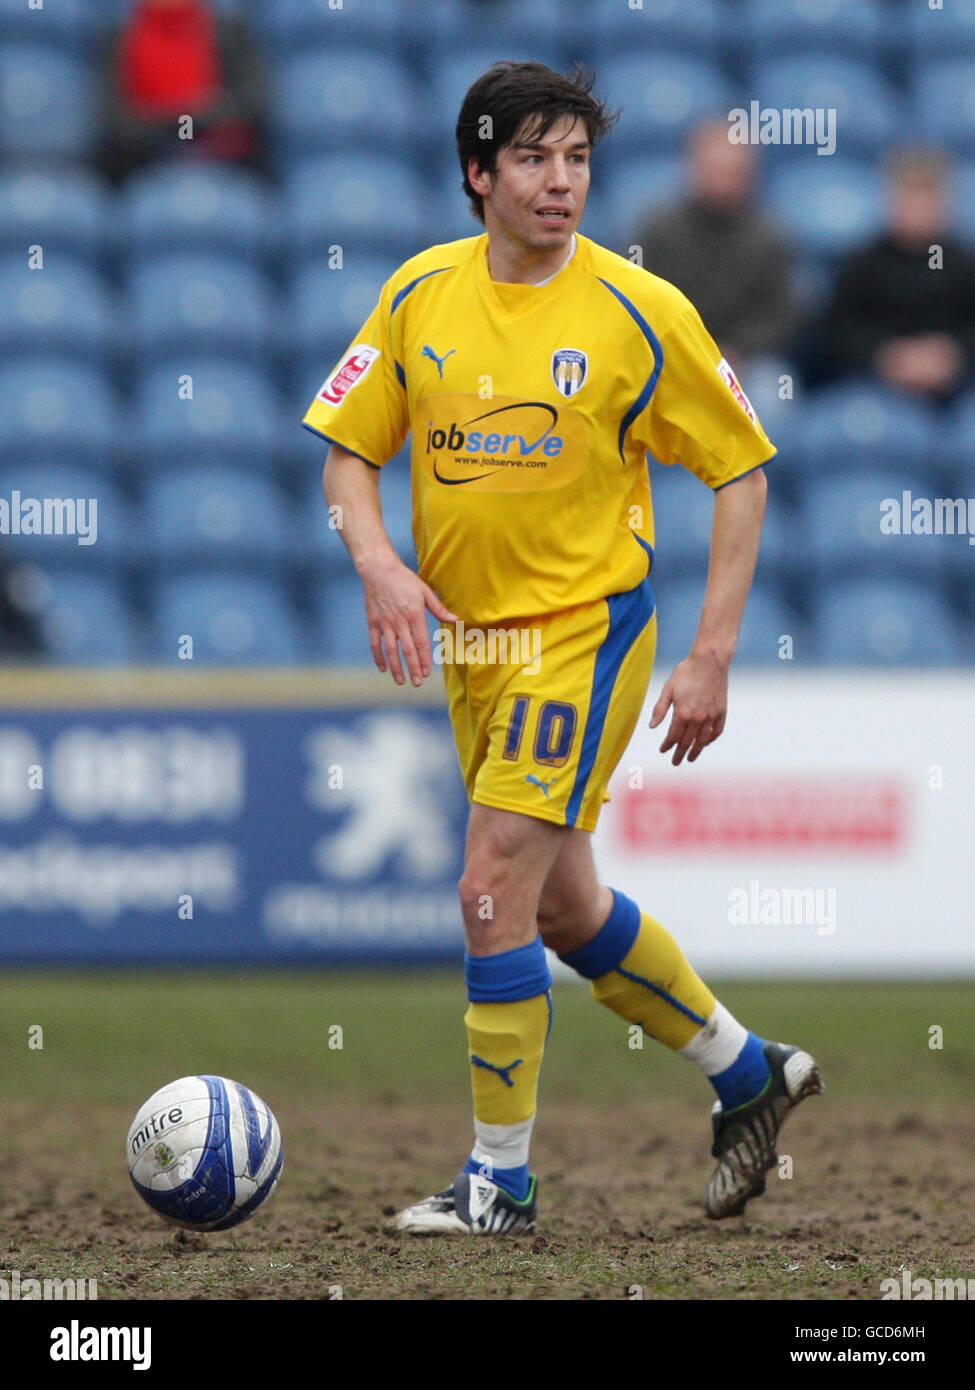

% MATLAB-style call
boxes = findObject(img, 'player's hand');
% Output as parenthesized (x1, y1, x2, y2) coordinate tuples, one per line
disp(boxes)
(359, 552, 459, 687)
(649, 651, 729, 766)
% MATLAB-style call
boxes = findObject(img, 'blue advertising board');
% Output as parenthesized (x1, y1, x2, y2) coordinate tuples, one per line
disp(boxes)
(0, 679, 468, 963)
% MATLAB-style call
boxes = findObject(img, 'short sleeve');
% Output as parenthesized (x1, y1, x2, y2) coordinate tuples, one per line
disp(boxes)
(643, 302, 777, 489)
(301, 278, 408, 467)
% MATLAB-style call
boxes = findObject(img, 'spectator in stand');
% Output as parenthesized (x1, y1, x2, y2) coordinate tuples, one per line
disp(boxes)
(95, 0, 268, 185)
(634, 120, 796, 376)
(0, 556, 42, 659)
(822, 148, 975, 402)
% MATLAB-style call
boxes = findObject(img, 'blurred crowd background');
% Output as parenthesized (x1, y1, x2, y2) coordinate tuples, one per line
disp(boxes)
(1, 0, 973, 667)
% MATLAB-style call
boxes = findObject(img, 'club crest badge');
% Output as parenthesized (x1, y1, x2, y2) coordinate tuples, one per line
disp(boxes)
(552, 348, 587, 398)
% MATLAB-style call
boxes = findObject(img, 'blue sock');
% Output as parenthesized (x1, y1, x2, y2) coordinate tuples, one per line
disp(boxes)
(464, 1155, 531, 1202)
(709, 1033, 770, 1111)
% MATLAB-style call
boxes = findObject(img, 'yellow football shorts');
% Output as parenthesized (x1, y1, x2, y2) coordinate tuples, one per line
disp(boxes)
(441, 574, 656, 832)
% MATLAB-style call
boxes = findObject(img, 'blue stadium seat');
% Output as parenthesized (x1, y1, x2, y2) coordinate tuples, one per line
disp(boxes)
(0, 170, 111, 268)
(914, 59, 975, 157)
(947, 389, 975, 476)
(134, 360, 278, 472)
(0, 255, 117, 366)
(273, 49, 425, 160)
(256, 0, 406, 54)
(954, 161, 975, 243)
(152, 573, 303, 665)
(750, 57, 898, 159)
(427, 177, 484, 248)
(0, 0, 93, 49)
(0, 464, 134, 569)
(591, 0, 721, 57)
(765, 159, 882, 259)
(34, 572, 140, 665)
(599, 56, 733, 154)
(649, 464, 715, 575)
(290, 255, 399, 363)
(297, 443, 415, 568)
(802, 382, 939, 478)
(815, 578, 960, 665)
(144, 468, 295, 567)
(740, 0, 885, 63)
(654, 577, 799, 666)
(120, 164, 274, 265)
(309, 572, 374, 665)
(0, 361, 118, 469)
(426, 0, 589, 54)
(286, 155, 429, 261)
(0, 44, 93, 162)
(801, 470, 947, 585)
(128, 255, 278, 366)
(907, 2, 975, 59)
(605, 157, 684, 249)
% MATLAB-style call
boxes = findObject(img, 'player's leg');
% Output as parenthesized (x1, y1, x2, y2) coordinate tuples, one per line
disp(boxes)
(539, 829, 823, 1218)
(395, 803, 565, 1236)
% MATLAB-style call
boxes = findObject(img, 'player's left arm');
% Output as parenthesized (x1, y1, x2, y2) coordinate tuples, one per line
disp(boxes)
(650, 466, 767, 766)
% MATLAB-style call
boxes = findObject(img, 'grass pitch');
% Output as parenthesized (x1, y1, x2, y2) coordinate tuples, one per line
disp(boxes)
(2, 972, 974, 1301)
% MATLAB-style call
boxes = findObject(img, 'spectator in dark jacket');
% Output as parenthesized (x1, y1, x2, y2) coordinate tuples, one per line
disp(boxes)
(634, 120, 796, 372)
(96, 0, 268, 185)
(822, 148, 975, 401)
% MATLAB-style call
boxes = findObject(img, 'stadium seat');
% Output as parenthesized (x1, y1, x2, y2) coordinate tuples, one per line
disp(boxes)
(128, 255, 279, 367)
(0, 170, 110, 268)
(739, 0, 885, 64)
(0, 44, 93, 162)
(815, 578, 960, 665)
(750, 57, 898, 159)
(765, 159, 883, 260)
(802, 382, 939, 478)
(426, 0, 589, 53)
(648, 463, 715, 576)
(0, 255, 118, 366)
(285, 155, 429, 262)
(914, 59, 975, 158)
(256, 0, 406, 54)
(119, 164, 275, 266)
(907, 1, 975, 60)
(151, 573, 303, 665)
(33, 572, 140, 665)
(427, 178, 484, 248)
(272, 49, 425, 160)
(134, 360, 278, 472)
(0, 0, 93, 49)
(590, 0, 721, 57)
(801, 469, 948, 586)
(0, 360, 118, 470)
(289, 255, 399, 364)
(604, 157, 684, 250)
(953, 161, 975, 243)
(654, 576, 799, 666)
(599, 56, 733, 154)
(309, 572, 375, 666)
(144, 468, 295, 567)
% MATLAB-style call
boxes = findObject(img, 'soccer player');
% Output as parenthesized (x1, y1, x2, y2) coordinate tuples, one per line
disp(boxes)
(303, 63, 822, 1235)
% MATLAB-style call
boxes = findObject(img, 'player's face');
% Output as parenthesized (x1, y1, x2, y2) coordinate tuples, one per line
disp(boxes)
(474, 114, 590, 253)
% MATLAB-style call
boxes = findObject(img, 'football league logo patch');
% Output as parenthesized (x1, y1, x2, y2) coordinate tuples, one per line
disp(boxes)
(716, 357, 757, 426)
(318, 344, 380, 406)
(552, 348, 587, 398)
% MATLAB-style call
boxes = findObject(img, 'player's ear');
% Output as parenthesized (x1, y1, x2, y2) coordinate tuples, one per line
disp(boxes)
(467, 156, 492, 198)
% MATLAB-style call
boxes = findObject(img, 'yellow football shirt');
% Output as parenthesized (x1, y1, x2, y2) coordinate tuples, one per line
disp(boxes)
(302, 232, 776, 624)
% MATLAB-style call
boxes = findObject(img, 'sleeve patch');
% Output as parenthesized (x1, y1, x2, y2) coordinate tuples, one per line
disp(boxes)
(318, 344, 381, 405)
(716, 357, 757, 426)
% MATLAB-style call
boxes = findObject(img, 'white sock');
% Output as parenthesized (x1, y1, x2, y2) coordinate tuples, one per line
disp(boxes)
(470, 1116, 534, 1175)
(678, 1001, 749, 1077)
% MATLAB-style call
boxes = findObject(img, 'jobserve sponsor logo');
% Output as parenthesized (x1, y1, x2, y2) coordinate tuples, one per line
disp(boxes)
(419, 394, 586, 492)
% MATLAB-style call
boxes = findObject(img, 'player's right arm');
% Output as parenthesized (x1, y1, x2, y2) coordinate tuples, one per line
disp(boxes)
(322, 444, 458, 687)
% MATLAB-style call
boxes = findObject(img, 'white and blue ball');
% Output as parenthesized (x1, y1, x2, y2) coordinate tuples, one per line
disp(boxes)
(126, 1075, 283, 1231)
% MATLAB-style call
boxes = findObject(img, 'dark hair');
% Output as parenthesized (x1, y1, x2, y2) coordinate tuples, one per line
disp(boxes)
(456, 61, 618, 223)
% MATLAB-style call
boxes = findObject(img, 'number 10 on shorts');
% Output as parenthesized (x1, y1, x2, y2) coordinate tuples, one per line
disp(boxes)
(502, 697, 578, 768)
